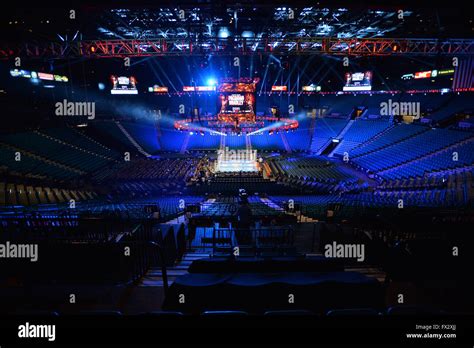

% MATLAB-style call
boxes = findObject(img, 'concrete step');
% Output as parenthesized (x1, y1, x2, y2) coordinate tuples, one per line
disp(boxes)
(147, 270, 188, 277)
(182, 255, 208, 260)
(177, 261, 193, 266)
(172, 265, 190, 270)
(184, 253, 209, 257)
(140, 279, 176, 287)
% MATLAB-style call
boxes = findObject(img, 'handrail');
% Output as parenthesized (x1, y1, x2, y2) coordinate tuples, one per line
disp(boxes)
(148, 241, 169, 294)
(210, 227, 295, 256)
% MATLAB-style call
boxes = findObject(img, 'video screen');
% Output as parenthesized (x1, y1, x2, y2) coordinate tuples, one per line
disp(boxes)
(219, 93, 255, 114)
(217, 80, 257, 123)
(343, 71, 372, 91)
(110, 75, 138, 95)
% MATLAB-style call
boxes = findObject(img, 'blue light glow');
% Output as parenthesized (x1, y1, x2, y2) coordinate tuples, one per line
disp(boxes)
(206, 78, 218, 86)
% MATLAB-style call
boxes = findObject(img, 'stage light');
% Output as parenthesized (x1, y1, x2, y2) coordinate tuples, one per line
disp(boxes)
(190, 132, 194, 135)
(90, 45, 96, 53)
(207, 78, 217, 86)
(218, 27, 231, 38)
(98, 83, 105, 90)
(242, 31, 255, 38)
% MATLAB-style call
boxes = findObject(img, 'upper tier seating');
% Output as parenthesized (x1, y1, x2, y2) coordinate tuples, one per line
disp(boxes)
(352, 128, 471, 172)
(284, 118, 312, 151)
(334, 119, 391, 155)
(379, 139, 474, 180)
(41, 127, 118, 158)
(310, 118, 349, 153)
(0, 146, 80, 180)
(248, 133, 285, 150)
(91, 121, 137, 149)
(187, 133, 221, 150)
(348, 124, 426, 157)
(121, 121, 161, 153)
(1, 131, 116, 173)
(159, 129, 187, 152)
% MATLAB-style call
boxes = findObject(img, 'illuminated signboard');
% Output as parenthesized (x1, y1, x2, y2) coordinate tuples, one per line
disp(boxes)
(38, 72, 54, 81)
(54, 75, 68, 82)
(302, 85, 321, 92)
(437, 69, 455, 75)
(195, 86, 216, 92)
(403, 69, 454, 80)
(10, 69, 32, 78)
(10, 69, 68, 82)
(182, 86, 216, 92)
(414, 71, 432, 79)
(148, 85, 169, 93)
(401, 74, 414, 80)
(271, 85, 288, 92)
(10, 69, 24, 77)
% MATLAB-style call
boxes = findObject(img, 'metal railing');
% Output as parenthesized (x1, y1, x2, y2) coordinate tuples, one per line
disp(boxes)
(200, 227, 294, 256)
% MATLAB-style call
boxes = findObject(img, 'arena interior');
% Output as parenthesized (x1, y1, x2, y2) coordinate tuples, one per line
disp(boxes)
(0, 1, 473, 344)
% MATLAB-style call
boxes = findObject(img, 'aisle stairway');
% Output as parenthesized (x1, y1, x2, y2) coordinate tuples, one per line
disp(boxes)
(280, 132, 292, 153)
(116, 121, 151, 157)
(139, 252, 209, 287)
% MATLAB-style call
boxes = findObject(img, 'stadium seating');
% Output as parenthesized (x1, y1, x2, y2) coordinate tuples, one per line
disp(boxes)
(121, 121, 161, 153)
(310, 118, 349, 153)
(334, 119, 391, 155)
(1, 130, 117, 173)
(352, 128, 471, 172)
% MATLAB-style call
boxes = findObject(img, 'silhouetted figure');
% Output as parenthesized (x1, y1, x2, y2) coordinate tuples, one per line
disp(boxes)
(235, 200, 253, 245)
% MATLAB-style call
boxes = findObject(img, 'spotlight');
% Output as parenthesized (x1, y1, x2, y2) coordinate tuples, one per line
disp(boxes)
(218, 27, 231, 38)
(206, 78, 217, 86)
(242, 31, 255, 38)
(90, 45, 97, 53)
